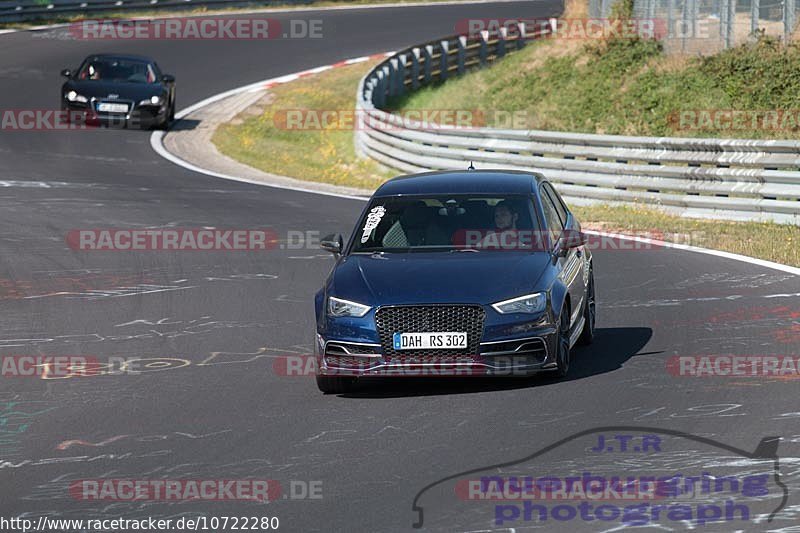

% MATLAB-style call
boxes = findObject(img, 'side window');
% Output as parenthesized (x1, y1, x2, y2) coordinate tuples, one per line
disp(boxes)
(539, 187, 564, 247)
(542, 183, 568, 228)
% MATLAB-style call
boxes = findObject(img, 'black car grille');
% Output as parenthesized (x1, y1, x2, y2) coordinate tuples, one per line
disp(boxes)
(323, 341, 380, 369)
(324, 355, 375, 369)
(383, 353, 478, 365)
(325, 342, 380, 356)
(375, 305, 485, 360)
(480, 337, 548, 366)
(480, 338, 547, 357)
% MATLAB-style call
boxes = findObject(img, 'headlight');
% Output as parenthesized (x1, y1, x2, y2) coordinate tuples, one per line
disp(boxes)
(139, 95, 164, 106)
(327, 297, 370, 318)
(492, 292, 547, 314)
(66, 91, 87, 103)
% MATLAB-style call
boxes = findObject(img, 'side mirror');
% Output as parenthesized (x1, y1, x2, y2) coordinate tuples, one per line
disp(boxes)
(161, 74, 175, 83)
(320, 233, 343, 255)
(556, 229, 586, 257)
(60, 69, 72, 78)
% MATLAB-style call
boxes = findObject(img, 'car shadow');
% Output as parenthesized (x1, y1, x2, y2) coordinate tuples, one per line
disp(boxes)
(338, 327, 654, 398)
(167, 118, 201, 132)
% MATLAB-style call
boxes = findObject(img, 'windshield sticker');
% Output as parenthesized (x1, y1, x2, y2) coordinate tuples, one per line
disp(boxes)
(361, 206, 386, 243)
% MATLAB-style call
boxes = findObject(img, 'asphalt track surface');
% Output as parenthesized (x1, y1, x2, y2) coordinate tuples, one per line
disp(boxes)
(0, 2, 799, 531)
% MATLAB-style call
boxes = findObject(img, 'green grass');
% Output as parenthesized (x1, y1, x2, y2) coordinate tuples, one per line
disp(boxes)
(573, 203, 799, 267)
(393, 34, 800, 139)
(213, 60, 393, 190)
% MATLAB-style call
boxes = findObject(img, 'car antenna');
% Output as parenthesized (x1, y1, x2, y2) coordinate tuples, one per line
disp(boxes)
(467, 162, 475, 171)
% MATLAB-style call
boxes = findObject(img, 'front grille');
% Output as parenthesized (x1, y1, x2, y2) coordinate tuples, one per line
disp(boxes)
(480, 338, 547, 358)
(383, 353, 477, 365)
(375, 305, 485, 360)
(324, 355, 375, 369)
(480, 337, 547, 366)
(325, 342, 380, 356)
(323, 341, 380, 369)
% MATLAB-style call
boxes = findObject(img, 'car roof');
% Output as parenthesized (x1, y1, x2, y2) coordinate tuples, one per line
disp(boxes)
(84, 53, 155, 63)
(373, 169, 544, 197)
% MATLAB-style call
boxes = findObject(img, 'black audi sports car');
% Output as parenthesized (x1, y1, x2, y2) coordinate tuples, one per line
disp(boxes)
(314, 170, 596, 393)
(60, 54, 176, 129)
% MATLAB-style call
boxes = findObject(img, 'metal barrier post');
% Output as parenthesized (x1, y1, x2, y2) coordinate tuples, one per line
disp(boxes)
(439, 40, 449, 81)
(422, 45, 433, 85)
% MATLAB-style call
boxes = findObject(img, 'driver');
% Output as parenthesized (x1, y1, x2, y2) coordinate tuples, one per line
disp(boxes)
(88, 64, 102, 80)
(477, 201, 521, 250)
(493, 201, 518, 231)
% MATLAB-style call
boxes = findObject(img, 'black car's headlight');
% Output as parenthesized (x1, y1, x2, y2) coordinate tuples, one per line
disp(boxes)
(327, 297, 370, 318)
(492, 292, 547, 314)
(65, 90, 88, 103)
(139, 95, 164, 106)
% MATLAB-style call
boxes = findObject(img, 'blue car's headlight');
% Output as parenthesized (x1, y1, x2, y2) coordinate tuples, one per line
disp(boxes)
(492, 292, 547, 314)
(328, 296, 371, 318)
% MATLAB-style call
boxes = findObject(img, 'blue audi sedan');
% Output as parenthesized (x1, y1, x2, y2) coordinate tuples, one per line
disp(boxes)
(314, 170, 595, 393)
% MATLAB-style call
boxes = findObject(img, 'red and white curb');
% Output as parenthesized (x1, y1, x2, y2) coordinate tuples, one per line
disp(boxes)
(149, 52, 394, 201)
(260, 53, 392, 91)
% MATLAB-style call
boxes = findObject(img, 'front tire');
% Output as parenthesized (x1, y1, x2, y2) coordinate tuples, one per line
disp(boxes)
(578, 270, 595, 346)
(316, 375, 356, 394)
(554, 307, 571, 378)
(153, 114, 170, 131)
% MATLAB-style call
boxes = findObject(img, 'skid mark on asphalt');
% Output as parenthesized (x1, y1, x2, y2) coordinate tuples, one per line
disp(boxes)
(604, 292, 800, 309)
(0, 397, 60, 459)
(0, 270, 279, 301)
(56, 429, 233, 451)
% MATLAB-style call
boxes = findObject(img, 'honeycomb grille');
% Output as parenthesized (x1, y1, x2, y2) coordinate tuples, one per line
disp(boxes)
(375, 305, 485, 360)
(383, 353, 477, 365)
(325, 342, 380, 356)
(324, 355, 375, 369)
(480, 338, 547, 360)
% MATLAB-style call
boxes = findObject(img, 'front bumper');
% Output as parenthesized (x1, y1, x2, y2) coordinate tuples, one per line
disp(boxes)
(62, 102, 167, 128)
(316, 325, 560, 378)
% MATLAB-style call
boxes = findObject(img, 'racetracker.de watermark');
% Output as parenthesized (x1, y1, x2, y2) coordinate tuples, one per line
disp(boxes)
(667, 355, 800, 378)
(668, 109, 800, 132)
(455, 18, 668, 40)
(0, 355, 98, 378)
(68, 479, 285, 501)
(0, 110, 98, 131)
(272, 109, 530, 131)
(67, 17, 323, 40)
(66, 229, 280, 251)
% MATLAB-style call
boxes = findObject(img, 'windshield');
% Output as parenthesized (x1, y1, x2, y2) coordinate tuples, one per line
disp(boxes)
(76, 58, 159, 84)
(351, 194, 545, 253)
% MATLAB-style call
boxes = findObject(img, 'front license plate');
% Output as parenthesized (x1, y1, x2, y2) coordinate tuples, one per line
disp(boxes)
(97, 103, 128, 113)
(393, 332, 467, 350)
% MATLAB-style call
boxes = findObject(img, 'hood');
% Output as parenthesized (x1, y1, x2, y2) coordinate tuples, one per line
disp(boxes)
(64, 80, 164, 101)
(330, 251, 552, 306)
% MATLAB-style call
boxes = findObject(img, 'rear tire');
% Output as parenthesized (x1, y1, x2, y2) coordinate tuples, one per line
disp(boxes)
(316, 375, 356, 394)
(578, 270, 595, 346)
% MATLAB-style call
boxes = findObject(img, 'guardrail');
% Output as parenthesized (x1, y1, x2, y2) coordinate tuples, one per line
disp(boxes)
(355, 24, 800, 224)
(0, 0, 310, 23)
